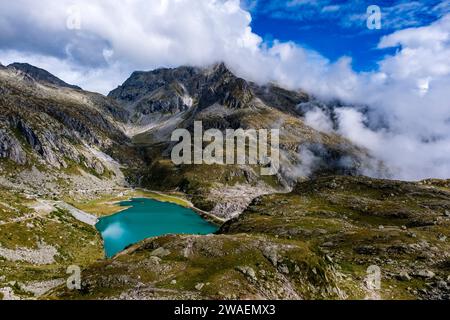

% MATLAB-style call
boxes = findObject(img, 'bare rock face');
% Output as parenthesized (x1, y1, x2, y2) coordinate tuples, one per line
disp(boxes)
(196, 63, 254, 110)
(0, 129, 26, 164)
(109, 63, 255, 119)
(8, 63, 82, 90)
(109, 66, 199, 104)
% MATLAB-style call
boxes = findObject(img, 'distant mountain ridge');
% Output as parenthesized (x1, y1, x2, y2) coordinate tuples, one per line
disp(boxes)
(8, 62, 82, 90)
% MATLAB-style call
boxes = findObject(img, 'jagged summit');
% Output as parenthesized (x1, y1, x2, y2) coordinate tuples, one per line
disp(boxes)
(108, 62, 311, 120)
(7, 62, 82, 90)
(106, 62, 257, 131)
(108, 62, 237, 99)
(108, 65, 200, 105)
(108, 62, 270, 118)
(205, 62, 234, 76)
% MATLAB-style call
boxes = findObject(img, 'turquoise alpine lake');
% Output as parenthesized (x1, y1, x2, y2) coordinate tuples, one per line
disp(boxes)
(96, 198, 219, 258)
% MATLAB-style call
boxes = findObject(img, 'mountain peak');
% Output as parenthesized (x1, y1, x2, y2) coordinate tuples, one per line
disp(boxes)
(207, 62, 235, 78)
(7, 62, 82, 90)
(108, 65, 200, 104)
(212, 62, 230, 72)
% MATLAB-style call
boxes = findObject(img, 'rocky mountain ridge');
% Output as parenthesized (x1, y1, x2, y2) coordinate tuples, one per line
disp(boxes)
(8, 63, 82, 90)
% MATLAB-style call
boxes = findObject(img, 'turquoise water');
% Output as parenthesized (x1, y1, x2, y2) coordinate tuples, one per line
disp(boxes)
(96, 198, 218, 258)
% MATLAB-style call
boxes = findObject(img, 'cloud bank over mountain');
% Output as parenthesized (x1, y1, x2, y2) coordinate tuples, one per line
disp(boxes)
(322, 15, 450, 180)
(0, 0, 449, 180)
(0, 0, 365, 96)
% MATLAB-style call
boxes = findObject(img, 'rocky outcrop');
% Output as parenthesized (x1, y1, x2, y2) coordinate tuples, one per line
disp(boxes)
(250, 83, 310, 116)
(109, 66, 200, 103)
(16, 120, 44, 156)
(109, 63, 254, 116)
(197, 63, 254, 110)
(0, 242, 58, 265)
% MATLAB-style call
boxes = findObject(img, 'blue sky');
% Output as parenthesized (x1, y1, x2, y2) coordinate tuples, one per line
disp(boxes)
(246, 0, 449, 71)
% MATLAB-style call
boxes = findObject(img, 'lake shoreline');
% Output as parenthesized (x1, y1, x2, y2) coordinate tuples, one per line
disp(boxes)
(96, 197, 219, 257)
(68, 188, 225, 223)
(121, 189, 226, 226)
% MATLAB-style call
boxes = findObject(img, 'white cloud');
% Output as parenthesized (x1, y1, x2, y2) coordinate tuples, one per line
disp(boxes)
(0, 0, 358, 99)
(322, 5, 340, 13)
(304, 107, 333, 134)
(0, 0, 263, 92)
(321, 15, 450, 180)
